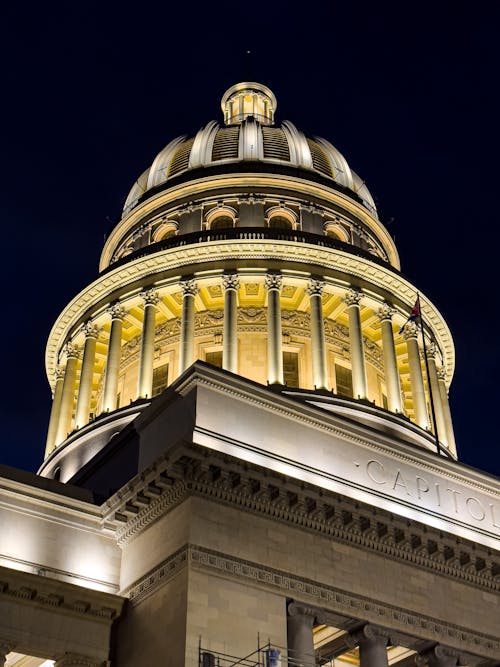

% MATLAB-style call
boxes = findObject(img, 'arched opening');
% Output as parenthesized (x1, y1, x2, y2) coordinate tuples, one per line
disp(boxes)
(210, 215, 234, 230)
(269, 215, 293, 230)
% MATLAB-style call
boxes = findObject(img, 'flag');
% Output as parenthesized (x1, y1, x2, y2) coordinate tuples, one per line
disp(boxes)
(399, 297, 421, 334)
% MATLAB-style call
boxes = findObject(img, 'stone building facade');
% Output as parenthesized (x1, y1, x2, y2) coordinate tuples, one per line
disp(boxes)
(0, 82, 498, 667)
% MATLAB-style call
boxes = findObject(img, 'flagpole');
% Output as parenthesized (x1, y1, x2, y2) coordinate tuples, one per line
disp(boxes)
(417, 294, 442, 457)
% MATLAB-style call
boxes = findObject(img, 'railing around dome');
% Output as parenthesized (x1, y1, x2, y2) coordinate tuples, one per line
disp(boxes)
(104, 227, 396, 275)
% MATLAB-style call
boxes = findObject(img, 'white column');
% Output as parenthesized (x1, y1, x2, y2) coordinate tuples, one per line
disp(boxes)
(357, 625, 389, 667)
(178, 279, 198, 374)
(102, 304, 125, 412)
(378, 303, 402, 413)
(137, 289, 159, 398)
(286, 603, 316, 667)
(45, 366, 65, 456)
(426, 342, 448, 449)
(345, 288, 367, 399)
(55, 343, 80, 446)
(74, 322, 99, 428)
(307, 279, 328, 389)
(403, 321, 429, 429)
(437, 367, 457, 456)
(222, 274, 239, 373)
(265, 274, 284, 384)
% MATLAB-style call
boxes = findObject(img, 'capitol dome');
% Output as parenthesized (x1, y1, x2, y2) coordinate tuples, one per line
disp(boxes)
(122, 82, 378, 220)
(41, 81, 456, 484)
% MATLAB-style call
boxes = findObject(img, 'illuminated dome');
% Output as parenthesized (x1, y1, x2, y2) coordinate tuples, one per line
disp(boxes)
(122, 82, 378, 219)
(40, 81, 456, 484)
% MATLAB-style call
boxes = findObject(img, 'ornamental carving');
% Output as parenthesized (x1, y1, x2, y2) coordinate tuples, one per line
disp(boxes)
(377, 303, 396, 322)
(82, 321, 100, 339)
(437, 367, 447, 382)
(180, 279, 199, 297)
(238, 307, 266, 324)
(54, 366, 65, 381)
(222, 274, 240, 291)
(403, 321, 419, 340)
(265, 273, 283, 291)
(306, 279, 325, 297)
(140, 289, 160, 306)
(344, 288, 363, 307)
(106, 303, 126, 321)
(63, 342, 80, 360)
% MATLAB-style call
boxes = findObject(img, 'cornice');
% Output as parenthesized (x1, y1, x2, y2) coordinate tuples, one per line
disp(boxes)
(46, 241, 453, 387)
(121, 543, 500, 660)
(107, 442, 500, 593)
(0, 565, 124, 621)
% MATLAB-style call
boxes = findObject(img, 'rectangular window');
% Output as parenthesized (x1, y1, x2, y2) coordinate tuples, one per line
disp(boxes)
(335, 364, 353, 398)
(205, 351, 223, 368)
(283, 351, 299, 388)
(152, 363, 169, 397)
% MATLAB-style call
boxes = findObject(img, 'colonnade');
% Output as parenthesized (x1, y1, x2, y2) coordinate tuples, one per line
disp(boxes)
(287, 603, 465, 667)
(45, 276, 455, 457)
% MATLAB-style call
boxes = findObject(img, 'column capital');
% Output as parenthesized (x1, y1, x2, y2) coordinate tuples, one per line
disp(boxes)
(81, 321, 100, 339)
(403, 320, 419, 340)
(377, 302, 396, 321)
(428, 341, 439, 359)
(140, 288, 160, 306)
(63, 342, 80, 360)
(106, 303, 126, 321)
(416, 644, 459, 667)
(306, 278, 325, 297)
(350, 623, 389, 645)
(287, 601, 318, 621)
(54, 366, 65, 381)
(180, 279, 199, 297)
(344, 288, 363, 307)
(437, 366, 447, 382)
(265, 273, 282, 291)
(54, 653, 100, 667)
(222, 273, 240, 291)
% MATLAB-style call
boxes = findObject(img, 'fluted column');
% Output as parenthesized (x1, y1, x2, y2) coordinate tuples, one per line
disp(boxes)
(426, 342, 448, 448)
(55, 343, 80, 446)
(437, 367, 457, 456)
(378, 303, 402, 413)
(102, 304, 125, 412)
(222, 274, 239, 373)
(307, 279, 328, 389)
(178, 279, 198, 374)
(286, 603, 316, 667)
(74, 322, 100, 428)
(356, 625, 389, 667)
(345, 289, 367, 399)
(265, 273, 284, 384)
(403, 321, 429, 429)
(137, 290, 159, 398)
(45, 366, 65, 456)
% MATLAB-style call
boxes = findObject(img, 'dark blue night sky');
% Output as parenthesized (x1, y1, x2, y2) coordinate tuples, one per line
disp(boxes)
(1, 2, 499, 478)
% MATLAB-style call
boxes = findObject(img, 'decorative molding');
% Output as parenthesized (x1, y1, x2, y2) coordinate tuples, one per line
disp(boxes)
(180, 279, 198, 297)
(265, 273, 283, 291)
(437, 367, 447, 382)
(140, 288, 160, 306)
(106, 303, 126, 321)
(63, 343, 80, 360)
(222, 273, 240, 291)
(110, 443, 500, 593)
(403, 321, 418, 340)
(344, 288, 362, 307)
(377, 303, 396, 322)
(82, 322, 100, 339)
(122, 543, 500, 659)
(306, 279, 325, 297)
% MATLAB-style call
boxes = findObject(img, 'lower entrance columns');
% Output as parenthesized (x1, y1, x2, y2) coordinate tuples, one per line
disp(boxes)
(137, 289, 159, 398)
(286, 602, 316, 667)
(265, 274, 284, 385)
(222, 273, 239, 373)
(354, 625, 389, 667)
(178, 279, 199, 374)
(403, 321, 429, 429)
(345, 288, 368, 399)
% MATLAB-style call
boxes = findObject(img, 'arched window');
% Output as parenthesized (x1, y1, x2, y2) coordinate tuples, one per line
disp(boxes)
(154, 222, 178, 242)
(210, 215, 234, 230)
(324, 222, 349, 243)
(269, 216, 293, 230)
(205, 206, 237, 230)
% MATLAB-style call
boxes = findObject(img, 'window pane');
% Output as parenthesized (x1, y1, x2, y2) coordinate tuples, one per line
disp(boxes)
(205, 351, 223, 368)
(152, 363, 169, 397)
(335, 365, 353, 398)
(283, 351, 299, 388)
